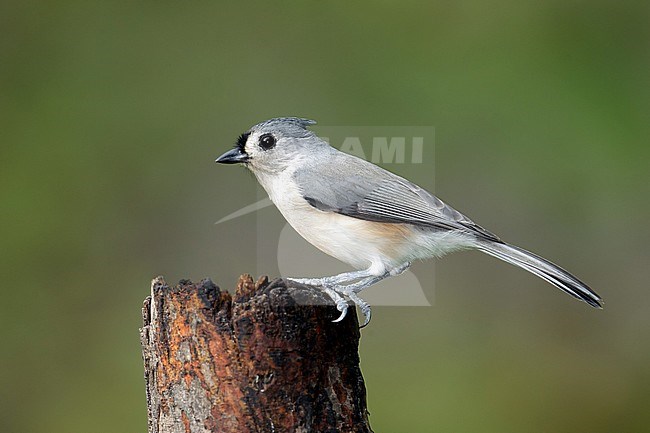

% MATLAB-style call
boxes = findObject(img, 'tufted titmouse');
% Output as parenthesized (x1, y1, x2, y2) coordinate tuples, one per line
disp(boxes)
(216, 117, 602, 325)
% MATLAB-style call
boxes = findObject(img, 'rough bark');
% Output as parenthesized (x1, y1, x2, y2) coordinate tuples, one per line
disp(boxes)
(140, 275, 372, 433)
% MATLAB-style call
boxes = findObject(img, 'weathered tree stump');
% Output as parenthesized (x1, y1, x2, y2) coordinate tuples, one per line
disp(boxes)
(140, 275, 372, 433)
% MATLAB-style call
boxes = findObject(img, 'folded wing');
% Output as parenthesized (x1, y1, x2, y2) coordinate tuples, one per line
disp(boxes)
(294, 152, 500, 243)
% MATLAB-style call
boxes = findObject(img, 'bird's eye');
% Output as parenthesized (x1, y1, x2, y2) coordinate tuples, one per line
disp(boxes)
(258, 133, 276, 151)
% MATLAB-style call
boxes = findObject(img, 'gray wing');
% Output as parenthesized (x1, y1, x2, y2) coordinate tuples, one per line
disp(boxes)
(294, 152, 500, 242)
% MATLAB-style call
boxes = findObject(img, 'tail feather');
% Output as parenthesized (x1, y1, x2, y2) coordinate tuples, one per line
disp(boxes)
(477, 241, 602, 308)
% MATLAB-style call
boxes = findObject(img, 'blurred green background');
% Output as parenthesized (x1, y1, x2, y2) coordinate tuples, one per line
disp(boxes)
(1, 1, 649, 432)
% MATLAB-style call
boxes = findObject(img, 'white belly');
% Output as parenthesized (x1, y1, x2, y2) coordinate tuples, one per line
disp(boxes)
(282, 203, 402, 271)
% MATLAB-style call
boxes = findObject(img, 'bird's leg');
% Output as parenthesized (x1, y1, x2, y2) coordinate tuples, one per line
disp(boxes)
(346, 262, 411, 293)
(337, 262, 411, 326)
(288, 263, 411, 326)
(287, 268, 375, 287)
(287, 267, 376, 324)
(390, 261, 412, 277)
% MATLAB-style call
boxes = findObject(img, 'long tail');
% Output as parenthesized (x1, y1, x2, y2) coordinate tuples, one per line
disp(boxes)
(477, 241, 602, 308)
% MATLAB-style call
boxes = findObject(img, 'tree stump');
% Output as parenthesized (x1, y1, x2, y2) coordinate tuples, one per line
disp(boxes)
(140, 275, 373, 433)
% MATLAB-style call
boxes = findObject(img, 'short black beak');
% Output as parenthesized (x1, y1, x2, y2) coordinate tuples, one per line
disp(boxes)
(215, 147, 249, 164)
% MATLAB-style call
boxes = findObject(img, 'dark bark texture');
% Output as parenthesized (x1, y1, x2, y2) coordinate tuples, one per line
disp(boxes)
(140, 275, 372, 433)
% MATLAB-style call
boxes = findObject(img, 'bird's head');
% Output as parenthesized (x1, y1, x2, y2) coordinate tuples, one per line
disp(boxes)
(216, 117, 325, 174)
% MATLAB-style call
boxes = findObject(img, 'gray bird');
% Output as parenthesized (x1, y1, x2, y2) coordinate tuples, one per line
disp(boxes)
(216, 117, 602, 325)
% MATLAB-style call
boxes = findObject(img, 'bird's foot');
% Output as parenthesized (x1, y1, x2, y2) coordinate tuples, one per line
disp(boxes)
(340, 288, 372, 327)
(288, 276, 330, 286)
(319, 286, 351, 323)
(324, 286, 372, 327)
(287, 277, 371, 327)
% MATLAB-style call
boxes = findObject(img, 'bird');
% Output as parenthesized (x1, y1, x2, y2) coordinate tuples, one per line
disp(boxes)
(216, 117, 602, 326)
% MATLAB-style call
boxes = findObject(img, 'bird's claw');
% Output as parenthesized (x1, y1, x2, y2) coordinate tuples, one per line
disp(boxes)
(319, 286, 350, 323)
(347, 291, 372, 327)
(327, 287, 371, 327)
(358, 303, 372, 328)
(332, 300, 349, 322)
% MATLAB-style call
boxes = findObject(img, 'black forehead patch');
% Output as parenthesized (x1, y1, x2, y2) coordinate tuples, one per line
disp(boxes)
(236, 132, 250, 150)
